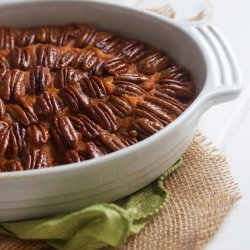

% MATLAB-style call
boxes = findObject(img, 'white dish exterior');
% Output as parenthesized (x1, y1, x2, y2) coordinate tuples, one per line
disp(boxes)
(0, 0, 242, 222)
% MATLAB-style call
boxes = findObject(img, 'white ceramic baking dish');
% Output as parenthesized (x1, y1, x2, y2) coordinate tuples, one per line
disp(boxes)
(0, 0, 242, 222)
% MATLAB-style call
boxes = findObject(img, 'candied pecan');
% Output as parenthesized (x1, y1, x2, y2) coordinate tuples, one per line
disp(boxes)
(29, 66, 52, 94)
(156, 79, 194, 101)
(0, 98, 5, 119)
(34, 91, 64, 115)
(0, 69, 26, 101)
(1, 161, 23, 172)
(137, 52, 170, 75)
(0, 55, 10, 79)
(0, 29, 15, 49)
(117, 130, 138, 146)
(10, 47, 32, 70)
(7, 99, 38, 126)
(160, 65, 190, 82)
(118, 40, 148, 63)
(64, 149, 85, 163)
(35, 26, 59, 44)
(57, 50, 78, 68)
(7, 122, 26, 159)
(75, 27, 96, 47)
(95, 32, 121, 53)
(114, 80, 146, 97)
(79, 76, 107, 98)
(76, 50, 98, 71)
(27, 124, 50, 145)
(54, 67, 79, 88)
(22, 149, 48, 170)
(50, 115, 79, 151)
(103, 57, 128, 76)
(89, 103, 118, 132)
(90, 58, 105, 76)
(36, 45, 60, 69)
(70, 114, 102, 139)
(100, 133, 127, 151)
(16, 29, 36, 47)
(86, 141, 107, 159)
(59, 85, 89, 112)
(0, 121, 10, 157)
(108, 95, 132, 118)
(114, 73, 148, 83)
(131, 118, 164, 140)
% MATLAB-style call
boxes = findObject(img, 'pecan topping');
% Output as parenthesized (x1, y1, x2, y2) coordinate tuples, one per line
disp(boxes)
(131, 118, 164, 140)
(59, 85, 89, 112)
(0, 29, 15, 50)
(0, 121, 10, 157)
(35, 26, 59, 45)
(95, 32, 121, 53)
(100, 133, 127, 152)
(137, 52, 170, 75)
(35, 91, 64, 115)
(50, 115, 79, 151)
(57, 51, 78, 68)
(36, 45, 60, 69)
(117, 130, 138, 146)
(90, 58, 105, 76)
(86, 141, 107, 159)
(108, 95, 132, 118)
(64, 149, 85, 163)
(16, 29, 35, 47)
(160, 65, 190, 82)
(75, 27, 96, 47)
(89, 103, 118, 132)
(29, 66, 52, 94)
(1, 161, 23, 172)
(0, 55, 10, 79)
(114, 80, 146, 97)
(0, 98, 5, 119)
(54, 67, 79, 88)
(79, 76, 107, 98)
(118, 40, 147, 63)
(7, 122, 26, 159)
(103, 57, 128, 76)
(10, 47, 32, 70)
(76, 50, 98, 71)
(114, 73, 148, 83)
(0, 69, 26, 102)
(22, 149, 48, 170)
(7, 99, 38, 126)
(70, 114, 102, 139)
(27, 124, 50, 145)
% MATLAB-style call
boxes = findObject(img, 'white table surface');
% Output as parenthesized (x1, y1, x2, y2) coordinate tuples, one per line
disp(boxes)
(100, 0, 250, 249)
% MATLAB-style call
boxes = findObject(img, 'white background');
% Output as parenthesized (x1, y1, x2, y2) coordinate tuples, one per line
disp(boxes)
(99, 0, 250, 249)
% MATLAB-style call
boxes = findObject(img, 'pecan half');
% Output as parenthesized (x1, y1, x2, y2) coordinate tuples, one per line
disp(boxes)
(75, 27, 96, 47)
(22, 149, 48, 170)
(114, 80, 146, 97)
(7, 99, 38, 126)
(108, 95, 132, 118)
(89, 103, 118, 132)
(70, 114, 102, 139)
(0, 121, 10, 157)
(0, 29, 15, 50)
(7, 122, 26, 159)
(1, 161, 23, 172)
(27, 124, 50, 145)
(64, 149, 85, 163)
(159, 65, 190, 82)
(57, 50, 78, 68)
(76, 50, 98, 71)
(118, 40, 148, 63)
(0, 98, 5, 119)
(29, 66, 52, 94)
(103, 57, 128, 76)
(86, 141, 107, 159)
(79, 76, 107, 98)
(95, 32, 121, 54)
(114, 73, 148, 83)
(35, 26, 59, 45)
(137, 52, 170, 75)
(10, 47, 32, 70)
(131, 118, 164, 140)
(0, 69, 26, 101)
(156, 79, 194, 101)
(50, 115, 79, 151)
(59, 85, 89, 112)
(117, 130, 138, 146)
(16, 29, 36, 47)
(36, 45, 60, 69)
(34, 91, 64, 115)
(100, 133, 127, 152)
(54, 66, 79, 88)
(0, 55, 10, 79)
(89, 58, 105, 76)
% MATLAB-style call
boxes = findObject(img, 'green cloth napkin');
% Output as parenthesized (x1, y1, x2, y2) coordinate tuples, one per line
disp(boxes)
(0, 160, 181, 250)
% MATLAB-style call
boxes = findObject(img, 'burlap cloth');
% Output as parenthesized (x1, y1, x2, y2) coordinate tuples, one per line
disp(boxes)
(0, 132, 241, 250)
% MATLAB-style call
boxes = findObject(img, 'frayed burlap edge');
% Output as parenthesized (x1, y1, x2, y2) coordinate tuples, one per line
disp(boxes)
(0, 131, 241, 250)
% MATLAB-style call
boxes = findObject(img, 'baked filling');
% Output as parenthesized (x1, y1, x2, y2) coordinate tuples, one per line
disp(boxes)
(0, 24, 195, 172)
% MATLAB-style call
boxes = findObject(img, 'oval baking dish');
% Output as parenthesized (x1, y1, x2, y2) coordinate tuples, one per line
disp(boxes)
(0, 0, 242, 222)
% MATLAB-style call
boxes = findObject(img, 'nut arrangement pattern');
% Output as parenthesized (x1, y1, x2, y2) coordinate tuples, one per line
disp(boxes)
(0, 24, 195, 172)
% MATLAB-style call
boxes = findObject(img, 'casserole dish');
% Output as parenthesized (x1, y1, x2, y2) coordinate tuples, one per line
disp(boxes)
(0, 0, 242, 222)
